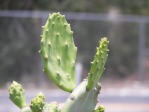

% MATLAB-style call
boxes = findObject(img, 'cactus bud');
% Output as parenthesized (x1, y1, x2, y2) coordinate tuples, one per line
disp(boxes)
(94, 105, 105, 112)
(30, 92, 45, 112)
(43, 102, 60, 112)
(8, 81, 26, 109)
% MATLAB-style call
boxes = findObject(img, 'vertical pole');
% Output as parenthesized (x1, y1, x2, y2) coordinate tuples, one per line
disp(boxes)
(138, 20, 145, 81)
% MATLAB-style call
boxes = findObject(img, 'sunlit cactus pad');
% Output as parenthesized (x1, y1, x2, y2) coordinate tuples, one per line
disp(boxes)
(40, 12, 77, 92)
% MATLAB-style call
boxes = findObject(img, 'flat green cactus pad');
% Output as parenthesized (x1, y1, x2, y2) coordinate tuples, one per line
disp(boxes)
(87, 37, 109, 90)
(40, 12, 77, 92)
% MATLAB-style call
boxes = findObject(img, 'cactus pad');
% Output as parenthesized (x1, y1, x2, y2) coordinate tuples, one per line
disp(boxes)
(8, 81, 26, 109)
(87, 37, 109, 90)
(40, 12, 77, 92)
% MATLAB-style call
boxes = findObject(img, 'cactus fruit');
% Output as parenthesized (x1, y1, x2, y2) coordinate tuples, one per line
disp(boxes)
(30, 92, 45, 112)
(9, 12, 109, 112)
(40, 12, 77, 92)
(8, 81, 26, 109)
(87, 37, 109, 90)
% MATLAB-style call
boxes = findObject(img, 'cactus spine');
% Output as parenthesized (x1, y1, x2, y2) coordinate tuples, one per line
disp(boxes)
(8, 12, 109, 112)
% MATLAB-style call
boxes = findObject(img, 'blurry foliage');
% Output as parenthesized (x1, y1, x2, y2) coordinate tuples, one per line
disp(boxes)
(0, 18, 41, 84)
(0, 0, 149, 84)
(1, 0, 149, 15)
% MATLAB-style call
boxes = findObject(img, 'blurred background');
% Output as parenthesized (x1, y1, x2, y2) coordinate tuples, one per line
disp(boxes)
(0, 0, 149, 112)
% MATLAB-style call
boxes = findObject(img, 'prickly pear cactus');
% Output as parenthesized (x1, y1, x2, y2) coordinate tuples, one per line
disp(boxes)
(39, 12, 77, 92)
(8, 12, 109, 112)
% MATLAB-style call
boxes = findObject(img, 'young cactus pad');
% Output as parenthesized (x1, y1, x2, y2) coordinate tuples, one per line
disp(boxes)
(87, 37, 109, 90)
(30, 92, 45, 112)
(40, 12, 77, 92)
(8, 81, 26, 109)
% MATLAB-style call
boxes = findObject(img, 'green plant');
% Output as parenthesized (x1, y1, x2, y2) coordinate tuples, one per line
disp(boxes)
(8, 12, 109, 112)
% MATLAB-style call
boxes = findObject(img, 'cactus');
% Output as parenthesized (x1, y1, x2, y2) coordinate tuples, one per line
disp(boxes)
(94, 105, 105, 112)
(8, 81, 26, 109)
(87, 38, 109, 90)
(8, 12, 109, 112)
(42, 102, 61, 112)
(30, 92, 45, 112)
(39, 12, 77, 92)
(61, 80, 101, 112)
